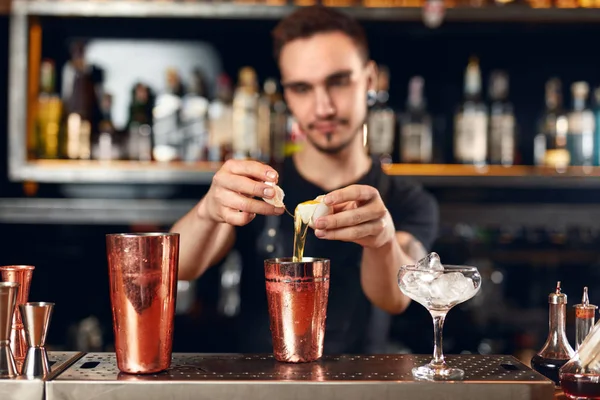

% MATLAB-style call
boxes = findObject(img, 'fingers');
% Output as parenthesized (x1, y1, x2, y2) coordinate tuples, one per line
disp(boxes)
(219, 207, 256, 227)
(218, 190, 284, 217)
(222, 159, 278, 182)
(314, 218, 387, 241)
(314, 204, 386, 230)
(324, 185, 378, 206)
(214, 172, 277, 199)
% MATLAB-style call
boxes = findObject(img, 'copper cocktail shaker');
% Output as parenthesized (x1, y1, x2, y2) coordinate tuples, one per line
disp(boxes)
(106, 233, 179, 374)
(265, 257, 330, 363)
(0, 282, 19, 378)
(0, 265, 34, 373)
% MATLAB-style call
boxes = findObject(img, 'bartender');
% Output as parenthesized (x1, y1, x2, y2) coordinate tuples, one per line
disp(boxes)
(171, 5, 439, 354)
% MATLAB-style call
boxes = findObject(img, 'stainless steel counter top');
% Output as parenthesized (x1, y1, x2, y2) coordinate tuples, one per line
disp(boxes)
(46, 352, 555, 400)
(0, 351, 84, 400)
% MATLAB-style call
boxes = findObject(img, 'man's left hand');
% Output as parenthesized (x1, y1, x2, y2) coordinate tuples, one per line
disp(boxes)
(313, 184, 394, 249)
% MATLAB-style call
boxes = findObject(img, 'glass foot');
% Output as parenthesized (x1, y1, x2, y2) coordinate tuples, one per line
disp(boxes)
(412, 364, 465, 381)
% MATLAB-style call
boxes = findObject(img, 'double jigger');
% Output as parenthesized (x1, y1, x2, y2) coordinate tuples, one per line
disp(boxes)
(0, 281, 54, 378)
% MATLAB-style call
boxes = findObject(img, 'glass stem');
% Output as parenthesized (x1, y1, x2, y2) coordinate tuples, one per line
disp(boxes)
(431, 311, 447, 366)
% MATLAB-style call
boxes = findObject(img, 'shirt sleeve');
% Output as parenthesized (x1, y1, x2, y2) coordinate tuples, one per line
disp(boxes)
(385, 177, 439, 252)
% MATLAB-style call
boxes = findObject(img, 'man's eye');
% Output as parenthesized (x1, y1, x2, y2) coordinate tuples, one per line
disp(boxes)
(328, 76, 350, 87)
(290, 85, 310, 94)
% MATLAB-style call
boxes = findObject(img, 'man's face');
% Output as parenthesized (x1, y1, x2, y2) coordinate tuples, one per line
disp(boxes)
(279, 32, 375, 155)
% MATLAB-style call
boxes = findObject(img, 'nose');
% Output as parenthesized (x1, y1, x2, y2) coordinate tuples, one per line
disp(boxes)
(314, 87, 335, 119)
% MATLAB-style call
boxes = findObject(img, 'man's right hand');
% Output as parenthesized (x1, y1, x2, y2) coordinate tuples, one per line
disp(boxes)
(197, 159, 285, 226)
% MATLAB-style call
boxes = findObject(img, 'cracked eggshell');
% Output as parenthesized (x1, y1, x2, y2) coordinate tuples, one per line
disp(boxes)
(262, 181, 285, 208)
(296, 195, 333, 228)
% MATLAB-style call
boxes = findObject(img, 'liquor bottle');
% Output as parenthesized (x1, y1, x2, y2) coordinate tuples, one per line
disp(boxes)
(366, 65, 396, 163)
(257, 78, 287, 166)
(399, 76, 432, 164)
(531, 281, 575, 386)
(232, 67, 259, 160)
(488, 70, 515, 166)
(61, 41, 97, 160)
(207, 73, 234, 162)
(152, 68, 184, 162)
(35, 59, 63, 159)
(95, 93, 116, 161)
(454, 57, 488, 166)
(593, 87, 600, 166)
(533, 78, 570, 170)
(127, 83, 155, 162)
(180, 68, 210, 163)
(567, 82, 595, 167)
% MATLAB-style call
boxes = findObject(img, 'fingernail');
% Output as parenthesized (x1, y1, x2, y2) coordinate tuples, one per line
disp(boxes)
(266, 170, 277, 180)
(315, 229, 325, 238)
(315, 219, 326, 229)
(263, 188, 275, 197)
(324, 195, 333, 205)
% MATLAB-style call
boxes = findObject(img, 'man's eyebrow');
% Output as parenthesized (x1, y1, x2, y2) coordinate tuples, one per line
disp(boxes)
(281, 69, 354, 88)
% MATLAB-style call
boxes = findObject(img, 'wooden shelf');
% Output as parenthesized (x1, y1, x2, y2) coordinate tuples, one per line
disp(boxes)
(383, 164, 600, 187)
(383, 163, 600, 177)
(10, 160, 600, 187)
(0, 0, 10, 14)
(10, 0, 600, 22)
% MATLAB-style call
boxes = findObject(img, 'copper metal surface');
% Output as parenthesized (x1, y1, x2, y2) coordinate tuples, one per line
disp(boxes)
(0, 351, 84, 400)
(0, 282, 19, 378)
(106, 233, 179, 374)
(19, 302, 54, 377)
(265, 258, 330, 363)
(46, 353, 555, 400)
(0, 265, 34, 372)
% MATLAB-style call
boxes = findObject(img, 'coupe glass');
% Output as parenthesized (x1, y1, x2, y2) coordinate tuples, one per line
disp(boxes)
(398, 264, 482, 381)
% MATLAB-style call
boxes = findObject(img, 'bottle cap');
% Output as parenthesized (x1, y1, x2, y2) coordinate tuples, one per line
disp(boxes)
(549, 281, 567, 304)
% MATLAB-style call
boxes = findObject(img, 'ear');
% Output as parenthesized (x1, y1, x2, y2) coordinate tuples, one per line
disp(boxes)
(366, 60, 378, 92)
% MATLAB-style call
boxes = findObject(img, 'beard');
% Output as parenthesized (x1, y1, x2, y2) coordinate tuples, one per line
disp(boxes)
(303, 118, 365, 155)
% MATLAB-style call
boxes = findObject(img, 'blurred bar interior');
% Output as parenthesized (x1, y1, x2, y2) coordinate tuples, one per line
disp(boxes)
(1, 0, 600, 367)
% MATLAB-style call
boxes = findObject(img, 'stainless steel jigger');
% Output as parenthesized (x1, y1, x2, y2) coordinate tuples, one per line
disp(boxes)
(0, 282, 20, 378)
(19, 302, 54, 378)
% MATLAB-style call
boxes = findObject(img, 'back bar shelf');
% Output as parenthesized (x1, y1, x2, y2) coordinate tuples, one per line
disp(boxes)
(8, 0, 600, 187)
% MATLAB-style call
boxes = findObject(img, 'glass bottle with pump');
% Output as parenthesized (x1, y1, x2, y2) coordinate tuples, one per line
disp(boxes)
(531, 281, 575, 386)
(559, 319, 600, 399)
(574, 287, 597, 350)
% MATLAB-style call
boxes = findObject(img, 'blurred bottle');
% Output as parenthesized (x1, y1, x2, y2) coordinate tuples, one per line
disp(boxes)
(366, 65, 396, 163)
(488, 70, 515, 166)
(36, 59, 63, 160)
(208, 73, 234, 162)
(399, 76, 432, 164)
(232, 67, 259, 160)
(533, 78, 569, 171)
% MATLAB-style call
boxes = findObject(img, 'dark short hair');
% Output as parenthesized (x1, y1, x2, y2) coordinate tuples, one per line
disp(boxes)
(271, 5, 370, 65)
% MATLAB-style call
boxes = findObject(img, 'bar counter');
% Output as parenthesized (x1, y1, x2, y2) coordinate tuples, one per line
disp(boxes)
(2, 351, 565, 400)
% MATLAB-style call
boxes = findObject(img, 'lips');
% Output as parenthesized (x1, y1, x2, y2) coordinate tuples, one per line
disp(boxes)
(313, 123, 338, 133)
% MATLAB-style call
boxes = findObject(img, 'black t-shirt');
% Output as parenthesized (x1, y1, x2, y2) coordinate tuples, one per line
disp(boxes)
(233, 155, 439, 354)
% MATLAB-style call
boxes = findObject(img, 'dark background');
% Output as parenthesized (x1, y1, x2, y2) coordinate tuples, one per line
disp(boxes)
(1, 13, 599, 358)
